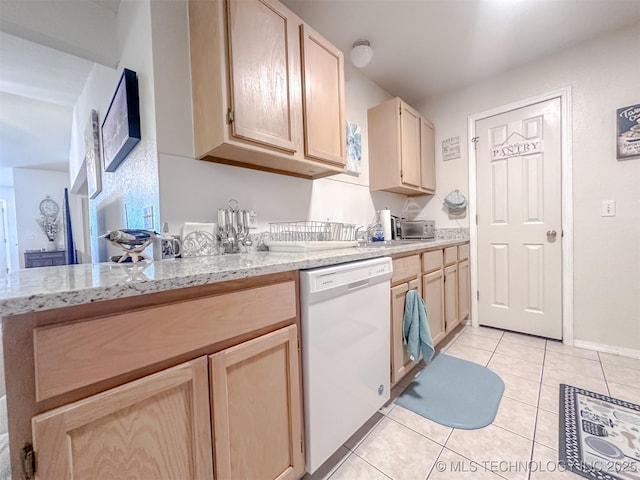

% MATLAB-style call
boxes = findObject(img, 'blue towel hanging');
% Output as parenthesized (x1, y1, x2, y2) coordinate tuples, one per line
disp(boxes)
(403, 290, 435, 365)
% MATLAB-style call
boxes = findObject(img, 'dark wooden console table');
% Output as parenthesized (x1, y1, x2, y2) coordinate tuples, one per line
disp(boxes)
(24, 251, 68, 268)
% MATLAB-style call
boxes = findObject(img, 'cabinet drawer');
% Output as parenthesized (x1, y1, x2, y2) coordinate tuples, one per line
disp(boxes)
(458, 243, 469, 261)
(33, 281, 297, 401)
(391, 255, 421, 284)
(444, 246, 457, 266)
(422, 250, 443, 273)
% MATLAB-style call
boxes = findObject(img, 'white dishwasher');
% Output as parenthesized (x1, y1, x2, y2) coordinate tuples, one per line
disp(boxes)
(300, 257, 392, 473)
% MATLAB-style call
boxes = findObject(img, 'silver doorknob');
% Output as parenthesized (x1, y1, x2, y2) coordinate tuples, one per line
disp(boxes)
(546, 230, 557, 241)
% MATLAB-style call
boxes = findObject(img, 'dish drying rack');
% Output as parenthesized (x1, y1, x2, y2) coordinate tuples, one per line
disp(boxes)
(265, 221, 357, 252)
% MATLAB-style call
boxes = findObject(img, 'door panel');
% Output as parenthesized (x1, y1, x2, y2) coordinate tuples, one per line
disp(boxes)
(420, 119, 436, 191)
(444, 264, 458, 331)
(524, 244, 544, 312)
(301, 24, 345, 165)
(423, 270, 445, 345)
(491, 159, 509, 224)
(400, 102, 421, 187)
(209, 325, 304, 480)
(391, 279, 419, 385)
(491, 244, 509, 307)
(32, 358, 213, 480)
(227, 0, 297, 152)
(523, 154, 544, 222)
(477, 98, 562, 339)
(458, 259, 470, 322)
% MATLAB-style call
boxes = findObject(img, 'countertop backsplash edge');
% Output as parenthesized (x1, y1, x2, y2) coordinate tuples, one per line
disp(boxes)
(0, 234, 469, 316)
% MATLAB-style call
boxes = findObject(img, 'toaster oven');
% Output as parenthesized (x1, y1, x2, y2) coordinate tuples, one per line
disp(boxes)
(400, 220, 435, 240)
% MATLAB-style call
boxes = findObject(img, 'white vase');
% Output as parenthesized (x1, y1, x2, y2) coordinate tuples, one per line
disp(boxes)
(46, 240, 57, 251)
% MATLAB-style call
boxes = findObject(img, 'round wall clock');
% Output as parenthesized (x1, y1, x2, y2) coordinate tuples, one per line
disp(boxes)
(39, 197, 59, 218)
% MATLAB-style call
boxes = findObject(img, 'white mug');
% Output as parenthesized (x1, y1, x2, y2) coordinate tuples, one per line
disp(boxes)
(153, 236, 181, 260)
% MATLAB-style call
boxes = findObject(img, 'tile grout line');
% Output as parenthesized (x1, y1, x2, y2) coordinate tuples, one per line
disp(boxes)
(321, 452, 354, 480)
(384, 414, 451, 448)
(527, 340, 547, 480)
(432, 443, 512, 480)
(339, 450, 393, 480)
(597, 351, 612, 397)
(483, 330, 504, 367)
(424, 442, 447, 480)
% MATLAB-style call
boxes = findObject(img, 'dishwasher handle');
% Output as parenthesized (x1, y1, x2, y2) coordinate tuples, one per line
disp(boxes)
(347, 279, 369, 290)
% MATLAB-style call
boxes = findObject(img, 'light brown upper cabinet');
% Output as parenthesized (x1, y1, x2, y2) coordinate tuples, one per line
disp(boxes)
(420, 117, 436, 191)
(300, 24, 346, 165)
(189, 0, 346, 179)
(368, 97, 436, 195)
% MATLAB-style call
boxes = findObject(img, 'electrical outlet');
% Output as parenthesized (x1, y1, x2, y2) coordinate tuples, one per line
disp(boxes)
(248, 210, 258, 228)
(143, 206, 154, 229)
(601, 200, 616, 217)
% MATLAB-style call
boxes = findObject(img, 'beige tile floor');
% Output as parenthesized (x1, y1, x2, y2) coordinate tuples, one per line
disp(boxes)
(303, 325, 640, 480)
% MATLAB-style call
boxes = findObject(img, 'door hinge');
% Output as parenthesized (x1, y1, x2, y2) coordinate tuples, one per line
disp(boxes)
(300, 437, 304, 453)
(475, 214, 478, 225)
(21, 443, 36, 480)
(297, 337, 301, 352)
(227, 110, 234, 124)
(477, 291, 480, 301)
(471, 136, 479, 150)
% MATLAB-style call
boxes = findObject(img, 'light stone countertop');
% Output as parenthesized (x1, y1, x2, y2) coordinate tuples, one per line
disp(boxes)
(0, 237, 469, 317)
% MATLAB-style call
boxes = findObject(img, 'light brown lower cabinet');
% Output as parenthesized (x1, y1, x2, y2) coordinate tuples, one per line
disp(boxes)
(390, 243, 469, 386)
(391, 279, 420, 386)
(31, 325, 304, 480)
(210, 325, 304, 480)
(444, 263, 459, 331)
(422, 269, 446, 345)
(32, 358, 214, 480)
(458, 259, 470, 322)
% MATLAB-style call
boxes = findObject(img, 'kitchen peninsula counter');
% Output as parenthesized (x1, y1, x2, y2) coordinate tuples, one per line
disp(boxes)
(1, 236, 469, 317)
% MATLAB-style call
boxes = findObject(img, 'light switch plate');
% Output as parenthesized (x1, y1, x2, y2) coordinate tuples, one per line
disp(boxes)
(601, 200, 616, 217)
(248, 210, 258, 229)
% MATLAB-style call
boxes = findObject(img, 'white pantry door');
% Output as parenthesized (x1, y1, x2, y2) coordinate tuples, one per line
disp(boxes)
(476, 98, 562, 339)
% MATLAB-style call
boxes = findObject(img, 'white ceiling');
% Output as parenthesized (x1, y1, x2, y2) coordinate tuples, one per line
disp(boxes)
(0, 32, 95, 172)
(282, 0, 640, 104)
(1, 0, 639, 174)
(0, 0, 119, 174)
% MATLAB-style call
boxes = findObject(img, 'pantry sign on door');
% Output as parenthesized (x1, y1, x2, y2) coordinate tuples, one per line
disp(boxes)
(491, 136, 542, 160)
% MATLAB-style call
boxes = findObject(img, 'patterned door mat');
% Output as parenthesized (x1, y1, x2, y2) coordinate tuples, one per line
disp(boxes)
(560, 384, 640, 480)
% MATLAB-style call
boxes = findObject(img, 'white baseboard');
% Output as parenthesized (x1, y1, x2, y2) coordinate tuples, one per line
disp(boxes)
(572, 339, 640, 360)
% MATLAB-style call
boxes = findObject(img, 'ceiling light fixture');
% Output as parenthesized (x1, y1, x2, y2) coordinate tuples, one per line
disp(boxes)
(350, 40, 373, 68)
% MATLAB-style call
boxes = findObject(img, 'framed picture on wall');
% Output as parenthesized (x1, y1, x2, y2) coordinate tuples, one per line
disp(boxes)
(616, 103, 640, 160)
(85, 110, 102, 199)
(102, 68, 141, 172)
(345, 120, 362, 174)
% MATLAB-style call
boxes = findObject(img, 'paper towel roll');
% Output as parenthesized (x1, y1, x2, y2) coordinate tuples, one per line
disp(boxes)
(380, 209, 392, 242)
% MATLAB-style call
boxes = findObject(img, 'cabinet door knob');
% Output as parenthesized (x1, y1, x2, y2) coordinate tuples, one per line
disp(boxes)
(546, 230, 557, 241)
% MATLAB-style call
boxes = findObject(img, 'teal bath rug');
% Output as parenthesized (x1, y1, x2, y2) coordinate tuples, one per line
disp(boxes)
(395, 353, 505, 429)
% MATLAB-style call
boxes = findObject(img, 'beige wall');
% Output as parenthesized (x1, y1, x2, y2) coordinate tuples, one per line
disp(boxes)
(87, 0, 161, 262)
(13, 168, 69, 268)
(415, 22, 640, 352)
